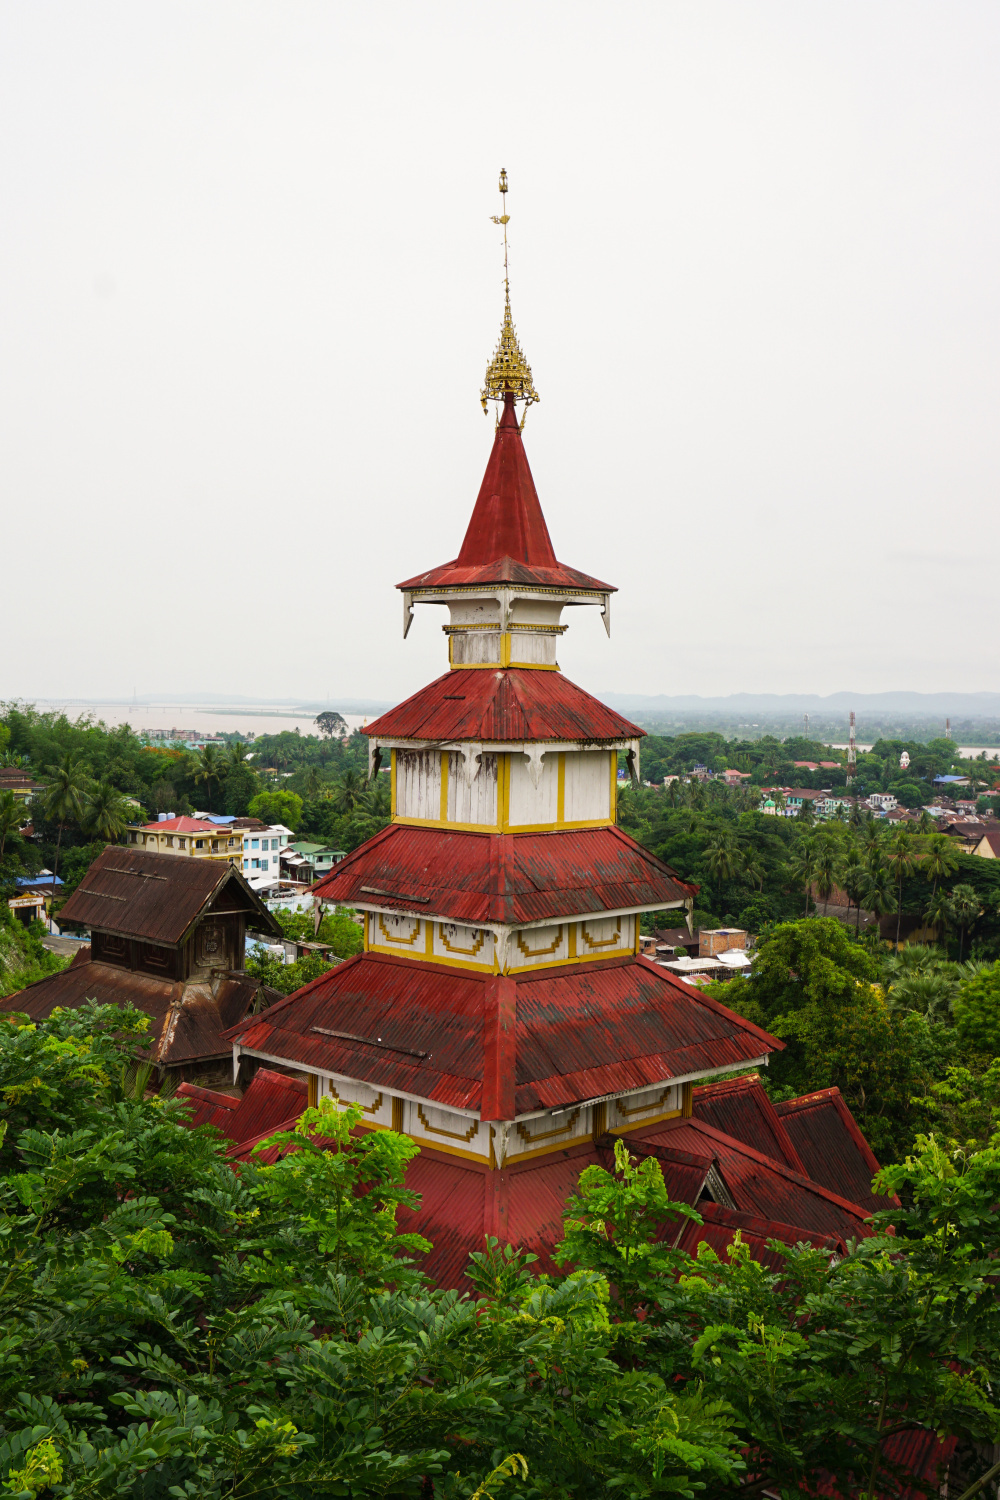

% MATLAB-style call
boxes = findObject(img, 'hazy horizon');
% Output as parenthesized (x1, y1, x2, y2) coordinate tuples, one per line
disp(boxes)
(4, 3, 999, 703)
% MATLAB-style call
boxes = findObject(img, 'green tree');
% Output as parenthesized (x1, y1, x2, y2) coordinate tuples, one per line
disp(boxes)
(82, 780, 132, 845)
(922, 831, 960, 898)
(248, 788, 304, 832)
(951, 882, 983, 963)
(811, 835, 839, 917)
(884, 827, 917, 950)
(703, 827, 741, 908)
(193, 743, 223, 811)
(0, 791, 24, 861)
(39, 751, 91, 889)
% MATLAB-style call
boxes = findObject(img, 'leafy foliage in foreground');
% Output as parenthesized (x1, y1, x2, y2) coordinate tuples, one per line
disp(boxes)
(1, 1006, 999, 1497)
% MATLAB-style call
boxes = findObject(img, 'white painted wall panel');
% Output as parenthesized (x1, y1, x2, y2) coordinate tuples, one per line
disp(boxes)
(608, 1082, 681, 1132)
(448, 751, 498, 825)
(509, 632, 558, 665)
(511, 922, 569, 968)
(396, 750, 441, 821)
(319, 1074, 393, 1127)
(508, 1103, 591, 1158)
(579, 914, 632, 957)
(406, 1099, 488, 1157)
(434, 922, 494, 966)
(374, 912, 424, 951)
(451, 632, 501, 665)
(564, 751, 611, 822)
(508, 752, 559, 827)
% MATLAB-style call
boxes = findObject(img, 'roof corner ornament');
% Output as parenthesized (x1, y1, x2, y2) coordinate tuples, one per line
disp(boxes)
(481, 168, 540, 424)
(403, 591, 414, 639)
(601, 592, 611, 638)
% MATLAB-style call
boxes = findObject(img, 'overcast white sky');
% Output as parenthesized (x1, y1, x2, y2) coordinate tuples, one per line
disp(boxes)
(3, 3, 999, 706)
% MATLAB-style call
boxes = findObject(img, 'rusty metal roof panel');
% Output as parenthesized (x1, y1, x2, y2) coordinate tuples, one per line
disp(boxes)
(632, 1117, 874, 1241)
(314, 823, 696, 922)
(56, 846, 281, 944)
(228, 1068, 308, 1143)
(365, 669, 643, 745)
(224, 952, 780, 1115)
(1, 956, 263, 1066)
(512, 957, 778, 1112)
(692, 1074, 807, 1174)
(774, 1087, 900, 1211)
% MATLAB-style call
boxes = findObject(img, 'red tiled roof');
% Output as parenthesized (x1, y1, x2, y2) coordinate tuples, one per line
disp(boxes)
(398, 394, 613, 595)
(366, 668, 643, 744)
(774, 1087, 899, 1211)
(174, 1081, 239, 1128)
(676, 1200, 845, 1271)
(312, 823, 696, 924)
(222, 951, 781, 1116)
(692, 1074, 806, 1174)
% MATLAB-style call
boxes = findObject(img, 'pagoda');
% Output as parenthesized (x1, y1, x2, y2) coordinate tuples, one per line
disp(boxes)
(223, 175, 889, 1285)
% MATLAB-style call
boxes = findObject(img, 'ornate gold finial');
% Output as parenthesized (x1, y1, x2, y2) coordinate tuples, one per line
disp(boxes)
(481, 167, 540, 420)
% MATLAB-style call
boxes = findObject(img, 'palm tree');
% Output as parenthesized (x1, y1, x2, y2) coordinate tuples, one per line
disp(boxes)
(334, 768, 365, 816)
(859, 861, 894, 937)
(0, 791, 24, 860)
(916, 808, 934, 835)
(838, 846, 868, 934)
(950, 883, 982, 963)
(41, 752, 92, 890)
(921, 833, 959, 899)
(884, 828, 917, 950)
(704, 829, 741, 908)
(226, 740, 252, 770)
(790, 839, 819, 918)
(797, 796, 815, 829)
(923, 889, 955, 946)
(193, 745, 223, 811)
(811, 838, 839, 917)
(83, 782, 133, 846)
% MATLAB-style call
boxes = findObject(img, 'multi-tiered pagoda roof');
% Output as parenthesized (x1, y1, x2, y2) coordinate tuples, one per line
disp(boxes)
(222, 187, 895, 1284)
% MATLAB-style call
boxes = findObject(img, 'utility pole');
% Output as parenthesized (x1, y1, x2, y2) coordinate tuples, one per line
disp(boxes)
(847, 710, 857, 785)
(803, 712, 809, 737)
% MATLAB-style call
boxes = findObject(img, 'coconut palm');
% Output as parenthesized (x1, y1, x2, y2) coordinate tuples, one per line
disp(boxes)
(884, 828, 918, 950)
(950, 883, 982, 963)
(859, 860, 894, 935)
(0, 791, 25, 860)
(703, 828, 741, 907)
(916, 808, 935, 835)
(838, 846, 868, 934)
(811, 838, 839, 917)
(923, 889, 955, 945)
(922, 832, 960, 899)
(83, 781, 133, 846)
(40, 751, 92, 889)
(790, 839, 819, 918)
(193, 745, 223, 811)
(226, 740, 252, 770)
(333, 767, 365, 816)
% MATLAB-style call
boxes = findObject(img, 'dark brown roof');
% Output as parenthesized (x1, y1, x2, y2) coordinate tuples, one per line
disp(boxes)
(0, 958, 268, 1066)
(57, 847, 281, 943)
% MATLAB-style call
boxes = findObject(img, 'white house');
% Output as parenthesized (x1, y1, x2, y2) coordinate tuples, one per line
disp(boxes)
(867, 793, 898, 812)
(240, 824, 294, 888)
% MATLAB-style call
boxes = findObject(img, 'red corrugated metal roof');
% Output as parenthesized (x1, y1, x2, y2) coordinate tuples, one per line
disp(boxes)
(692, 1074, 807, 1174)
(365, 669, 643, 745)
(774, 1087, 900, 1211)
(175, 1082, 239, 1129)
(222, 951, 781, 1115)
(312, 823, 696, 923)
(398, 395, 613, 595)
(630, 1117, 874, 1242)
(227, 1068, 307, 1143)
(676, 1201, 845, 1270)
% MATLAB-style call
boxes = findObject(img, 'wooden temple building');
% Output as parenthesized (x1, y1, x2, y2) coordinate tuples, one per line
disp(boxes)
(217, 193, 896, 1285)
(2, 847, 283, 1079)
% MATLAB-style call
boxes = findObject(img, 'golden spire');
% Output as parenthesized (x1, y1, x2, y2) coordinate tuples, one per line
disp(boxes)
(480, 167, 540, 418)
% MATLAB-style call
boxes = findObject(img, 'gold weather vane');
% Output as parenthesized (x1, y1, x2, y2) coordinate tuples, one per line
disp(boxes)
(480, 167, 540, 425)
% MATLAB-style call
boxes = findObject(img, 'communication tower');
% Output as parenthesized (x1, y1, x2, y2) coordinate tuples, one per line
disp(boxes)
(946, 717, 952, 740)
(847, 710, 857, 785)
